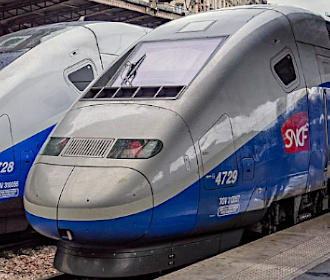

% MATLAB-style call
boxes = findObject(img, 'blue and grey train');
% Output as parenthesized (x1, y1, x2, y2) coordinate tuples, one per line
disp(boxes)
(24, 5, 330, 278)
(0, 22, 149, 234)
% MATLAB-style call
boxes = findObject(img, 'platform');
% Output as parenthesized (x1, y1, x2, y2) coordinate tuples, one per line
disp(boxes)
(160, 213, 330, 280)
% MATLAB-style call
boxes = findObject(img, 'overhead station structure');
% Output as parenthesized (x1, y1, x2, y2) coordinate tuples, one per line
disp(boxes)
(0, 0, 271, 36)
(0, 0, 182, 36)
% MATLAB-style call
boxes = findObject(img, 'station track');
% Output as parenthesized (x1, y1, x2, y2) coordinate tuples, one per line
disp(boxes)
(40, 272, 160, 280)
(0, 229, 52, 254)
(40, 273, 82, 280)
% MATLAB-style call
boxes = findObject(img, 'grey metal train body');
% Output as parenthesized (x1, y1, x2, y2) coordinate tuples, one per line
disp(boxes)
(24, 5, 330, 278)
(0, 22, 149, 234)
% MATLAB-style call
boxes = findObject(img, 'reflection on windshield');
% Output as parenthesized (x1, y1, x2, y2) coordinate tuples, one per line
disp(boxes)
(0, 23, 73, 53)
(0, 36, 31, 49)
(109, 38, 223, 87)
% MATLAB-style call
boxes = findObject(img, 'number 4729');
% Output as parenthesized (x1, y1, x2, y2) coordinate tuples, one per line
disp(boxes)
(215, 170, 238, 186)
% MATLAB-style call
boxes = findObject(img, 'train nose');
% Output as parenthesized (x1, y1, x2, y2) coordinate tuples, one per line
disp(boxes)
(57, 166, 153, 244)
(25, 164, 153, 244)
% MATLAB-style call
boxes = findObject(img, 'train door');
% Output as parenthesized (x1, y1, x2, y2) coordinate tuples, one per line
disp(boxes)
(316, 54, 330, 176)
(0, 114, 22, 234)
(307, 87, 328, 190)
(0, 114, 15, 191)
(196, 114, 252, 234)
(302, 51, 330, 192)
(293, 43, 327, 192)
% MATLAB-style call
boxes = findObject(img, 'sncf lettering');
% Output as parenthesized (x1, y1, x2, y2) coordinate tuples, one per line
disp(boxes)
(284, 124, 309, 148)
(281, 112, 309, 154)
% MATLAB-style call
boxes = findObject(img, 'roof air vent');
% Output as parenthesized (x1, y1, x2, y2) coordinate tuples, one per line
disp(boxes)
(83, 85, 185, 100)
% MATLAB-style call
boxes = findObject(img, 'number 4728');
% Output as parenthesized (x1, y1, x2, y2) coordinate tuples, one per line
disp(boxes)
(0, 161, 14, 173)
(215, 170, 238, 186)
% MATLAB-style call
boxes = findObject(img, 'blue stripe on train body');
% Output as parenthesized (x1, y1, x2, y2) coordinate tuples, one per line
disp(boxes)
(25, 85, 330, 242)
(0, 126, 55, 203)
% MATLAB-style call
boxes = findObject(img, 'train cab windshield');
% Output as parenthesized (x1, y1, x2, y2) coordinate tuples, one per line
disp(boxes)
(0, 24, 73, 70)
(108, 37, 224, 88)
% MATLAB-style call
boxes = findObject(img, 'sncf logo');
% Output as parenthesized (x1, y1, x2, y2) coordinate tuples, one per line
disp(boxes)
(281, 112, 309, 154)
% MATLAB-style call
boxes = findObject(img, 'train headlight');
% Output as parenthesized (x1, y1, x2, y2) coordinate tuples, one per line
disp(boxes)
(41, 137, 70, 156)
(107, 139, 163, 159)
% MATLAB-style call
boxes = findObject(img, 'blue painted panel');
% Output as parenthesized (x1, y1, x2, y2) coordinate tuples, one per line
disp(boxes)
(308, 88, 327, 189)
(264, 95, 309, 199)
(27, 182, 200, 242)
(28, 182, 199, 242)
(146, 180, 199, 238)
(58, 209, 153, 244)
(325, 88, 330, 161)
(196, 92, 311, 231)
(25, 212, 60, 240)
(0, 125, 55, 202)
(242, 158, 254, 181)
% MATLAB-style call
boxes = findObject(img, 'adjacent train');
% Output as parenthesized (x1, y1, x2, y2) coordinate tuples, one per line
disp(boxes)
(24, 5, 330, 278)
(0, 22, 149, 234)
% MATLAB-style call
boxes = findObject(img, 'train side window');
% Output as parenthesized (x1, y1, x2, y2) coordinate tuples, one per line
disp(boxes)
(68, 64, 94, 91)
(274, 55, 296, 86)
(271, 49, 299, 92)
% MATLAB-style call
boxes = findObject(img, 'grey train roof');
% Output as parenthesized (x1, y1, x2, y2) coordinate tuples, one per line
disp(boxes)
(0, 21, 150, 52)
(141, 5, 329, 49)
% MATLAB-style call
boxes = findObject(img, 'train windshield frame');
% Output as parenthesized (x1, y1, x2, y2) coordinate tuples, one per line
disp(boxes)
(107, 37, 225, 88)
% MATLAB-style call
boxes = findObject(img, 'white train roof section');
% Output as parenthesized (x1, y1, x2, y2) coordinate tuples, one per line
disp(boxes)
(268, 0, 330, 20)
(85, 22, 150, 56)
(141, 6, 329, 49)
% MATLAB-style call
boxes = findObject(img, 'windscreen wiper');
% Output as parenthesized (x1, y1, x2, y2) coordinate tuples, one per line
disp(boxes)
(121, 54, 146, 86)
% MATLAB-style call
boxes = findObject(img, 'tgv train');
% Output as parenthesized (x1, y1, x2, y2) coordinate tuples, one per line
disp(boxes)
(25, 5, 330, 278)
(0, 22, 149, 234)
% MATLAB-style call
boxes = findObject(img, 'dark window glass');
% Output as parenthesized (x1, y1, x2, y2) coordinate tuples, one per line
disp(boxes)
(274, 55, 297, 86)
(41, 137, 70, 156)
(0, 51, 26, 70)
(68, 64, 94, 91)
(327, 22, 330, 39)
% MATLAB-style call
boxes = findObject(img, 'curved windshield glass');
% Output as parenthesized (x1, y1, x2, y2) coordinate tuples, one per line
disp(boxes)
(108, 37, 223, 88)
(0, 23, 74, 53)
(0, 51, 26, 70)
(0, 23, 75, 71)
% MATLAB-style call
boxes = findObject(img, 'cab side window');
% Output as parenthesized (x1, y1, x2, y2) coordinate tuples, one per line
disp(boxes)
(68, 64, 94, 91)
(274, 54, 296, 86)
(271, 49, 299, 92)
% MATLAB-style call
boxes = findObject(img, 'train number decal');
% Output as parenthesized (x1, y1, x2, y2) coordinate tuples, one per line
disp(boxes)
(218, 195, 241, 217)
(215, 170, 238, 186)
(206, 170, 238, 186)
(281, 112, 309, 154)
(0, 161, 14, 174)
